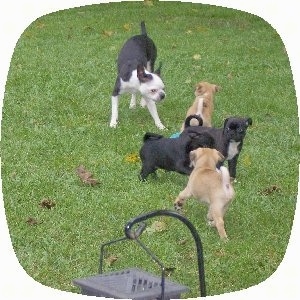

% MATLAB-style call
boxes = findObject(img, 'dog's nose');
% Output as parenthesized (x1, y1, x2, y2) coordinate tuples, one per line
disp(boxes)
(160, 92, 165, 100)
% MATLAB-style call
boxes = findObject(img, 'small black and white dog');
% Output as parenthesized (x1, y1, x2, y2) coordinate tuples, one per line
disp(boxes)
(139, 116, 214, 181)
(110, 21, 166, 129)
(181, 117, 252, 179)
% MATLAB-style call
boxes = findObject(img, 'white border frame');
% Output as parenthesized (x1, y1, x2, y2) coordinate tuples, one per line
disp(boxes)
(0, 1, 299, 299)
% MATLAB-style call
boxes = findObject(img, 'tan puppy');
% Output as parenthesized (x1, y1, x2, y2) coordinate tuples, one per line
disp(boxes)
(180, 81, 220, 131)
(174, 148, 235, 240)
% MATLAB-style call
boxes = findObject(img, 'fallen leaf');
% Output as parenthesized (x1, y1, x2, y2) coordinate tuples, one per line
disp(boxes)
(102, 30, 114, 37)
(36, 21, 45, 29)
(196, 26, 209, 32)
(144, 0, 154, 6)
(165, 267, 176, 276)
(123, 23, 132, 32)
(39, 198, 56, 209)
(83, 26, 94, 32)
(193, 54, 201, 60)
(227, 72, 233, 80)
(125, 153, 140, 163)
(26, 217, 41, 226)
(76, 165, 100, 186)
(105, 255, 118, 266)
(145, 220, 167, 234)
(215, 249, 226, 257)
(260, 185, 282, 196)
(241, 154, 251, 167)
(178, 239, 188, 245)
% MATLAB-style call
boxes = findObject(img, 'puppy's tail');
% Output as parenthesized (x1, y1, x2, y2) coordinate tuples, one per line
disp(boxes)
(219, 166, 235, 199)
(196, 97, 205, 118)
(143, 132, 164, 142)
(184, 114, 203, 129)
(141, 21, 147, 36)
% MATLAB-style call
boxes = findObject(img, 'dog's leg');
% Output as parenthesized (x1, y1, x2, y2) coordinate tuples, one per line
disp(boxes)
(110, 95, 119, 128)
(207, 203, 228, 240)
(227, 154, 239, 180)
(139, 163, 157, 181)
(140, 97, 147, 108)
(174, 187, 192, 211)
(145, 99, 165, 130)
(175, 160, 193, 175)
(129, 94, 137, 109)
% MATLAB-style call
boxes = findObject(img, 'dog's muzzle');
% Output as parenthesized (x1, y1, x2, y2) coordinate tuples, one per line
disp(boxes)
(159, 92, 165, 100)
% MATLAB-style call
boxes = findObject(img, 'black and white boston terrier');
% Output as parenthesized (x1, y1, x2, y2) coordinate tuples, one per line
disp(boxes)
(110, 21, 166, 129)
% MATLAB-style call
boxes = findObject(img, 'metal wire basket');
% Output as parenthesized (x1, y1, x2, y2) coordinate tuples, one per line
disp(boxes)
(73, 209, 206, 299)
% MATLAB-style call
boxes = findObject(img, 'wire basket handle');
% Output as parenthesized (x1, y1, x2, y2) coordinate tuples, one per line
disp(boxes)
(124, 209, 206, 297)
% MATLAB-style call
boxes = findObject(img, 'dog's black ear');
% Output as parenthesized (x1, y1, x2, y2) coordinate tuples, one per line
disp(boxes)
(223, 118, 230, 133)
(137, 64, 153, 83)
(246, 117, 253, 126)
(154, 62, 162, 76)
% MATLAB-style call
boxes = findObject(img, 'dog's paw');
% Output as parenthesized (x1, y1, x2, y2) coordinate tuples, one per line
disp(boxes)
(221, 236, 229, 243)
(174, 202, 183, 212)
(109, 121, 118, 128)
(138, 174, 147, 182)
(207, 219, 215, 227)
(156, 123, 167, 130)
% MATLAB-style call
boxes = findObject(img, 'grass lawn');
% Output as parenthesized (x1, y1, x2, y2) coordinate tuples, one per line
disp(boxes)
(1, 1, 299, 298)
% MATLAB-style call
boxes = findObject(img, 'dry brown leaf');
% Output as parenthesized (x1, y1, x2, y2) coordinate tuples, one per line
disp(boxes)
(39, 198, 56, 209)
(76, 165, 100, 186)
(125, 153, 140, 163)
(178, 239, 188, 245)
(123, 23, 132, 32)
(145, 220, 167, 234)
(26, 217, 41, 226)
(241, 154, 251, 167)
(260, 185, 282, 196)
(36, 21, 45, 29)
(215, 249, 226, 257)
(102, 30, 113, 37)
(105, 255, 118, 266)
(144, 0, 154, 6)
(227, 72, 233, 80)
(165, 267, 176, 277)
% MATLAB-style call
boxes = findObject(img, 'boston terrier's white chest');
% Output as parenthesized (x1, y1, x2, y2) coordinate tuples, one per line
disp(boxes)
(227, 141, 240, 160)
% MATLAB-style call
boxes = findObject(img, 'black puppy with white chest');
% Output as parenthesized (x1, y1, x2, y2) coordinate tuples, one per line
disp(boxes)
(139, 116, 214, 181)
(181, 117, 252, 179)
(110, 21, 166, 130)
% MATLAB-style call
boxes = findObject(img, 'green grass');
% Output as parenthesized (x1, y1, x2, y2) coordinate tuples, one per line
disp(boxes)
(1, 1, 299, 298)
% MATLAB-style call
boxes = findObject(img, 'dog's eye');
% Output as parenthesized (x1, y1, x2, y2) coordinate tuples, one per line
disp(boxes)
(151, 89, 157, 93)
